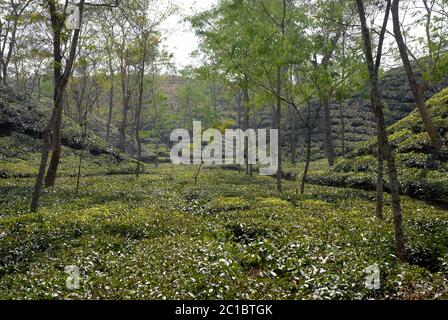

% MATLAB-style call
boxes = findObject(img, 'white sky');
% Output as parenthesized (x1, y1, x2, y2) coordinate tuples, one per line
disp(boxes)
(159, 1, 435, 71)
(159, 0, 216, 70)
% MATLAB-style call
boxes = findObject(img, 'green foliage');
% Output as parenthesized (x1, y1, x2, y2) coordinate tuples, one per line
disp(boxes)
(1, 166, 447, 299)
(206, 197, 252, 214)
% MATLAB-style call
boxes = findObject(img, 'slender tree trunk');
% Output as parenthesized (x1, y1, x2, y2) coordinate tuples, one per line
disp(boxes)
(339, 103, 346, 157)
(75, 118, 89, 197)
(289, 104, 297, 164)
(274, 1, 287, 189)
(120, 97, 129, 152)
(356, 0, 406, 262)
(106, 57, 114, 142)
(75, 73, 98, 196)
(95, 87, 101, 113)
(119, 58, 130, 153)
(373, 0, 391, 221)
(135, 35, 147, 179)
(236, 91, 243, 174)
(211, 80, 217, 114)
(37, 76, 41, 102)
(2, 19, 17, 86)
(28, 65, 42, 96)
(375, 115, 384, 220)
(323, 95, 335, 166)
(194, 163, 203, 186)
(30, 108, 57, 212)
(1, 0, 31, 86)
(317, 25, 341, 167)
(120, 85, 130, 152)
(2, 62, 8, 86)
(44, 104, 62, 187)
(275, 65, 282, 192)
(391, 0, 443, 151)
(150, 75, 159, 169)
(299, 100, 322, 194)
(301, 122, 312, 194)
(242, 86, 252, 177)
(383, 134, 406, 260)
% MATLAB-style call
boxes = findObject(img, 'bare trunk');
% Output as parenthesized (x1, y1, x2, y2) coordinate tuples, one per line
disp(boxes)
(301, 122, 312, 194)
(276, 65, 282, 192)
(289, 104, 297, 164)
(120, 93, 129, 153)
(300, 100, 322, 194)
(194, 163, 203, 186)
(211, 81, 217, 114)
(383, 135, 406, 261)
(2, 63, 8, 86)
(274, 2, 287, 191)
(375, 116, 384, 220)
(119, 58, 130, 153)
(323, 96, 335, 167)
(37, 76, 41, 102)
(44, 104, 62, 187)
(30, 133, 52, 212)
(339, 103, 346, 157)
(135, 114, 142, 178)
(30, 113, 55, 212)
(2, 21, 17, 86)
(236, 91, 243, 174)
(151, 77, 159, 169)
(75, 119, 89, 197)
(106, 61, 114, 142)
(242, 86, 252, 177)
(136, 35, 148, 178)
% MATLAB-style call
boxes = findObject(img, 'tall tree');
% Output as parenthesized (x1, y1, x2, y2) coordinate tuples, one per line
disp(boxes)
(0, 0, 33, 85)
(99, 11, 117, 143)
(132, 1, 173, 177)
(135, 31, 149, 178)
(356, 0, 406, 262)
(31, 0, 86, 211)
(31, 0, 120, 212)
(308, 0, 350, 167)
(69, 58, 100, 197)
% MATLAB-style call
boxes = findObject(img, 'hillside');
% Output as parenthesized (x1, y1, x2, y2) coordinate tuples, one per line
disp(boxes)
(0, 86, 145, 178)
(0, 86, 122, 157)
(306, 87, 448, 203)
(288, 66, 448, 161)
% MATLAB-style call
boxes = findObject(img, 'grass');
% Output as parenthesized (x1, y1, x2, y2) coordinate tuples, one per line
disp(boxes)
(1, 164, 447, 300)
(1, 88, 447, 300)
